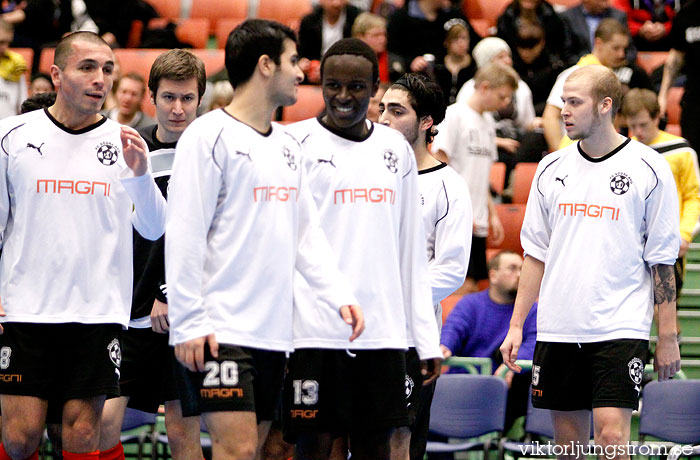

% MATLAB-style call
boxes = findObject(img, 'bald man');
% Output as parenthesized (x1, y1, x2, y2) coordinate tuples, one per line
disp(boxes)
(501, 65, 680, 459)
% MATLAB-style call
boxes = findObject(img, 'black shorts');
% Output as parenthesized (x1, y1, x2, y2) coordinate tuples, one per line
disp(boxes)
(467, 236, 487, 281)
(283, 348, 408, 440)
(120, 326, 179, 413)
(404, 348, 423, 425)
(0, 322, 121, 401)
(175, 344, 286, 422)
(531, 339, 649, 411)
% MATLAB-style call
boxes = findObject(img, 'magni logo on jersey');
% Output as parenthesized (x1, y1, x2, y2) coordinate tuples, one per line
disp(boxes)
(609, 172, 631, 195)
(95, 141, 119, 166)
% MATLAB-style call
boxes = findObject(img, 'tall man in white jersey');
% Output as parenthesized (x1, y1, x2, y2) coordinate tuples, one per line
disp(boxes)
(99, 49, 207, 460)
(283, 39, 442, 460)
(0, 31, 167, 460)
(501, 65, 681, 459)
(164, 20, 364, 460)
(378, 73, 472, 460)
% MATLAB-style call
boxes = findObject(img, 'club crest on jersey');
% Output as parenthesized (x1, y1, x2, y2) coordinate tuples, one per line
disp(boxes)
(96, 142, 119, 166)
(283, 147, 297, 171)
(404, 375, 414, 401)
(384, 150, 398, 173)
(107, 338, 121, 367)
(628, 357, 643, 385)
(610, 172, 631, 195)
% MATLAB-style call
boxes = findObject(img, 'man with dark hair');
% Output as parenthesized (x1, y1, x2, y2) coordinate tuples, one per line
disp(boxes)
(165, 20, 363, 460)
(0, 30, 166, 460)
(20, 91, 56, 113)
(501, 65, 681, 458)
(283, 38, 442, 460)
(378, 73, 471, 460)
(98, 49, 207, 460)
(104, 73, 155, 130)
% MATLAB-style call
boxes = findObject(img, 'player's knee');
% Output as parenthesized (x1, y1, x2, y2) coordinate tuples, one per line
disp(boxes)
(390, 427, 410, 449)
(64, 420, 99, 447)
(3, 432, 42, 460)
(597, 425, 625, 449)
(213, 438, 256, 460)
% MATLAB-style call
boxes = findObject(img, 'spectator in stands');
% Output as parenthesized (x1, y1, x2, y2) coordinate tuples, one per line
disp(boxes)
(65, 0, 157, 48)
(432, 62, 517, 294)
(433, 20, 477, 105)
(298, 0, 362, 83)
(387, 0, 480, 75)
(440, 250, 537, 434)
(658, 0, 700, 155)
(28, 71, 53, 95)
(20, 89, 55, 113)
(352, 12, 402, 82)
(367, 81, 389, 122)
(10, 0, 64, 58)
(543, 18, 652, 151)
(613, 0, 680, 51)
(512, 20, 567, 116)
(496, 0, 568, 65)
(103, 73, 154, 129)
(0, 18, 26, 118)
(456, 37, 543, 192)
(207, 80, 234, 112)
(622, 88, 700, 299)
(560, 0, 637, 65)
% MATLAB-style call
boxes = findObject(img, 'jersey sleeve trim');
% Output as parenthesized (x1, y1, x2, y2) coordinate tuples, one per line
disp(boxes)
(434, 180, 449, 228)
(1, 123, 25, 156)
(536, 156, 561, 197)
(641, 157, 659, 200)
(210, 127, 225, 172)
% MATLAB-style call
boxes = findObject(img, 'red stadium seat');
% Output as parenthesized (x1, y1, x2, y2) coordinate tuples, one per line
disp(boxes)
(148, 18, 211, 49)
(38, 48, 55, 74)
(636, 51, 668, 75)
(215, 18, 246, 48)
(489, 162, 506, 196)
(461, 0, 511, 28)
(282, 85, 325, 122)
(144, 0, 182, 19)
(666, 86, 683, 125)
(665, 123, 681, 136)
(190, 0, 247, 34)
(257, 0, 313, 25)
(441, 294, 464, 324)
(10, 48, 33, 80)
(189, 49, 225, 78)
(469, 18, 494, 38)
(488, 204, 526, 255)
(512, 162, 538, 204)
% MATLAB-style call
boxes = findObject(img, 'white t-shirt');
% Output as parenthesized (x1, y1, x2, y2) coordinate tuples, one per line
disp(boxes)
(0, 74, 27, 120)
(455, 78, 535, 132)
(0, 109, 166, 326)
(321, 11, 346, 57)
(417, 162, 473, 327)
(432, 103, 497, 237)
(287, 118, 442, 360)
(546, 64, 580, 139)
(165, 110, 357, 351)
(521, 138, 680, 343)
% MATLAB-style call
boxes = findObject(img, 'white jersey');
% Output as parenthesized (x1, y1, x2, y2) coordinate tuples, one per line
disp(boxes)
(455, 78, 535, 132)
(0, 74, 27, 120)
(432, 103, 497, 237)
(165, 110, 357, 351)
(0, 109, 167, 326)
(287, 118, 441, 360)
(417, 162, 473, 328)
(521, 138, 680, 343)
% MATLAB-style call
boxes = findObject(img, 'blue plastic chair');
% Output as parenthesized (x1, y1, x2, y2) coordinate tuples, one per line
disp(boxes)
(120, 408, 158, 459)
(639, 380, 700, 446)
(426, 374, 508, 459)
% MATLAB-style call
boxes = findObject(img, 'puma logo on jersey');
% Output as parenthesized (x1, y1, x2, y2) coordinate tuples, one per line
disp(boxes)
(236, 150, 252, 161)
(555, 175, 568, 186)
(317, 156, 336, 168)
(27, 142, 44, 155)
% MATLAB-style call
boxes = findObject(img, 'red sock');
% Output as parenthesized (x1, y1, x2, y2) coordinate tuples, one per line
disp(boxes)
(0, 445, 39, 460)
(97, 443, 124, 460)
(63, 450, 100, 460)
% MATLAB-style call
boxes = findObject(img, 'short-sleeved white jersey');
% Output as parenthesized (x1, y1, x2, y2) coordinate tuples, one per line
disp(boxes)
(417, 163, 472, 313)
(0, 109, 167, 326)
(287, 118, 442, 360)
(521, 138, 680, 343)
(165, 110, 357, 351)
(455, 78, 536, 132)
(431, 104, 497, 237)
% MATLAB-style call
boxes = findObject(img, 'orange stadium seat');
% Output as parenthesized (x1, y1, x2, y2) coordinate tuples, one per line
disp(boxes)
(114, 49, 167, 84)
(148, 18, 211, 48)
(461, 0, 511, 28)
(190, 49, 225, 78)
(666, 86, 683, 125)
(257, 0, 313, 25)
(282, 85, 325, 122)
(512, 162, 538, 204)
(489, 162, 506, 195)
(489, 204, 526, 255)
(11, 48, 33, 80)
(666, 123, 681, 136)
(469, 18, 494, 37)
(636, 51, 668, 75)
(144, 0, 182, 19)
(38, 48, 55, 74)
(215, 18, 246, 48)
(190, 0, 247, 34)
(441, 293, 464, 324)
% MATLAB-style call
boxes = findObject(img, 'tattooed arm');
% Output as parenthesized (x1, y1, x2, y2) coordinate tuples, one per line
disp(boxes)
(658, 48, 685, 117)
(652, 264, 681, 381)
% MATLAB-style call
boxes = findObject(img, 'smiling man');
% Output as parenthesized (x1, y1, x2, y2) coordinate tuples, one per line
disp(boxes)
(283, 39, 442, 460)
(98, 49, 206, 460)
(501, 65, 680, 459)
(105, 73, 155, 130)
(0, 31, 166, 460)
